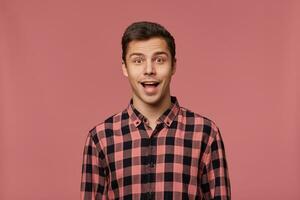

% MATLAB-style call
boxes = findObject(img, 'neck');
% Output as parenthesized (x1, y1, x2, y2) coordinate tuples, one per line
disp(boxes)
(132, 95, 172, 123)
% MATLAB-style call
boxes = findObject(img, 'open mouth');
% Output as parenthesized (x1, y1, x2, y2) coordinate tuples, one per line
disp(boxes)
(140, 81, 160, 94)
(141, 82, 160, 87)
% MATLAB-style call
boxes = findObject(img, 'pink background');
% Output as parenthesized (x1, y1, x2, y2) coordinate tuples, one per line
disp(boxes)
(1, 0, 299, 199)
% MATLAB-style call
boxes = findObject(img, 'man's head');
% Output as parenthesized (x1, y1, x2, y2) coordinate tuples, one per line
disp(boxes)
(121, 21, 177, 107)
(122, 21, 176, 67)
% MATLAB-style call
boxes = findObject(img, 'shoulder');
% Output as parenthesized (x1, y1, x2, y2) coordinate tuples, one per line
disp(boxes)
(178, 107, 225, 152)
(87, 110, 125, 144)
(179, 106, 220, 136)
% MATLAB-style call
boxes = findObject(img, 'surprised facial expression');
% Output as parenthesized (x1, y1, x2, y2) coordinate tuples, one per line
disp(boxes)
(122, 37, 176, 106)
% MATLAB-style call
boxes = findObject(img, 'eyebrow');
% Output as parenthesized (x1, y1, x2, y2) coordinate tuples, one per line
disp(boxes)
(128, 51, 169, 58)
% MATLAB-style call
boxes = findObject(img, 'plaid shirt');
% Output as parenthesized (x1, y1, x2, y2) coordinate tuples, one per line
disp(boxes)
(81, 96, 231, 200)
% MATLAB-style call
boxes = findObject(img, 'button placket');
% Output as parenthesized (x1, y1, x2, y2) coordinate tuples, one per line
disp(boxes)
(147, 135, 156, 199)
(149, 136, 155, 166)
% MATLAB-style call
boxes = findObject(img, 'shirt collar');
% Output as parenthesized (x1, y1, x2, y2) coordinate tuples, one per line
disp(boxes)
(127, 96, 180, 128)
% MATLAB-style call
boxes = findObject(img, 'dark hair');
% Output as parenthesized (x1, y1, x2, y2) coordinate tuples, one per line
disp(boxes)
(121, 21, 176, 66)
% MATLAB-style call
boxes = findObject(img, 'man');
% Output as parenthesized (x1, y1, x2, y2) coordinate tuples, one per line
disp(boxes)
(81, 21, 231, 200)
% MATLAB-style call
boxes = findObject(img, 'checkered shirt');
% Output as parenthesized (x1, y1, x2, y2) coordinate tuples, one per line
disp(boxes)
(81, 96, 231, 200)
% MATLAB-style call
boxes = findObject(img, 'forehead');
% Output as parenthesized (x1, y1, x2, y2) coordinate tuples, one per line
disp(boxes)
(126, 37, 170, 57)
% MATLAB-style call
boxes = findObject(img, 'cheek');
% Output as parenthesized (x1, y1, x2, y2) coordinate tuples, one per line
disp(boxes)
(159, 69, 174, 80)
(127, 73, 141, 87)
(127, 67, 143, 78)
(156, 64, 173, 73)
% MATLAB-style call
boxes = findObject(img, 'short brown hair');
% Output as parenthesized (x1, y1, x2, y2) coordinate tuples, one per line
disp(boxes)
(121, 21, 176, 66)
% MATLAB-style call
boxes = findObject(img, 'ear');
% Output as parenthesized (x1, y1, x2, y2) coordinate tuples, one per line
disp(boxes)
(171, 59, 177, 75)
(122, 61, 128, 77)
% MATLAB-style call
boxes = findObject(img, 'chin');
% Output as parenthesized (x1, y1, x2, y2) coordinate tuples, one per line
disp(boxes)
(140, 94, 165, 106)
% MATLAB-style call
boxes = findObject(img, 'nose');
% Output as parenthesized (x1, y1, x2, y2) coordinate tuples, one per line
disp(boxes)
(144, 59, 156, 75)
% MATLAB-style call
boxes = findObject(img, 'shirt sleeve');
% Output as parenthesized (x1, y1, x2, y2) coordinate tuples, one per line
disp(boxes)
(80, 130, 109, 200)
(200, 126, 231, 200)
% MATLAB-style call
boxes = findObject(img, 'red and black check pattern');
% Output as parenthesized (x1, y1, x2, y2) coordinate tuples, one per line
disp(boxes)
(81, 96, 231, 200)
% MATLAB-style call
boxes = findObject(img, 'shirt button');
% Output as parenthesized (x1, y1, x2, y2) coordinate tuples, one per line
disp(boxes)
(149, 161, 155, 168)
(147, 192, 153, 199)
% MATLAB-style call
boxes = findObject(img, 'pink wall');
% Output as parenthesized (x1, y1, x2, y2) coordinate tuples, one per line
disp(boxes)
(1, 0, 299, 199)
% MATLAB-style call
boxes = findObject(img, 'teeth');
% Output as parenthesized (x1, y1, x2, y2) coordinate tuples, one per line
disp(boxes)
(143, 82, 157, 84)
(141, 82, 159, 87)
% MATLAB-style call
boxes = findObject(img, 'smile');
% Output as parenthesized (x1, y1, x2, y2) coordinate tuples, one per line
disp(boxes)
(140, 81, 160, 95)
(141, 82, 160, 87)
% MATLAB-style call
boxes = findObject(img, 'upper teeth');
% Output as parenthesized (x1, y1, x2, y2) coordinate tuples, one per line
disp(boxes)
(143, 82, 157, 84)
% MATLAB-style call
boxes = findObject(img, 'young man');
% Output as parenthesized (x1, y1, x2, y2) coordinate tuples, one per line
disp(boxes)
(81, 21, 231, 200)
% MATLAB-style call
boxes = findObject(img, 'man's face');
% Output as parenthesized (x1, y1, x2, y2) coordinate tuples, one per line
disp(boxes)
(122, 37, 176, 106)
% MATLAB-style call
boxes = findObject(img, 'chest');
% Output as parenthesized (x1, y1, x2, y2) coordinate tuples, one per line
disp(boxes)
(104, 124, 204, 180)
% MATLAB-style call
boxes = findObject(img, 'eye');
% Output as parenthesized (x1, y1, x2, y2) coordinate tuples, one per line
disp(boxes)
(132, 57, 144, 64)
(154, 56, 166, 64)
